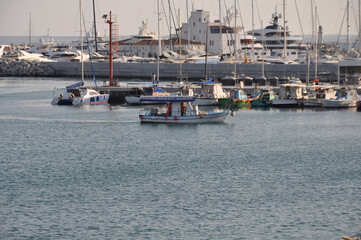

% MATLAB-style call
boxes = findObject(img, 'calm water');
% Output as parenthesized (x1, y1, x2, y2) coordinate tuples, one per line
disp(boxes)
(0, 77, 360, 239)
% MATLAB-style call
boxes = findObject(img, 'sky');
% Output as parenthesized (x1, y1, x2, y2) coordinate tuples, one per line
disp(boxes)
(0, 0, 359, 38)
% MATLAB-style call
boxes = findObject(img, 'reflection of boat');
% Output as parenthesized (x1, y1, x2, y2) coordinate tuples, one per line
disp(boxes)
(139, 96, 229, 123)
(322, 88, 358, 108)
(272, 83, 308, 107)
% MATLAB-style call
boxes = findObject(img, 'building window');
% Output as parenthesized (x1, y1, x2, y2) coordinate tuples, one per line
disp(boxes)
(193, 36, 195, 40)
(199, 18, 201, 22)
(193, 22, 195, 26)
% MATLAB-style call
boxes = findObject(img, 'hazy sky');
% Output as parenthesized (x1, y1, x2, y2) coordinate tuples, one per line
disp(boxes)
(0, 0, 359, 38)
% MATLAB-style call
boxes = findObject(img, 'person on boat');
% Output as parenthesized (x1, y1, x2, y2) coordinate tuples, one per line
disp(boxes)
(58, 93, 63, 100)
(181, 102, 187, 116)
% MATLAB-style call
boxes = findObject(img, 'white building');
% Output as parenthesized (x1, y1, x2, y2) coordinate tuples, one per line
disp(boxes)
(179, 9, 263, 56)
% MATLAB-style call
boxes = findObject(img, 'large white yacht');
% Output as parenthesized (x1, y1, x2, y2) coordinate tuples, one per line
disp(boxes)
(247, 11, 305, 52)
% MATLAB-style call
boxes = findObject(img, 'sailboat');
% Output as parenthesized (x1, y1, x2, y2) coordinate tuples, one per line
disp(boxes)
(51, 0, 109, 106)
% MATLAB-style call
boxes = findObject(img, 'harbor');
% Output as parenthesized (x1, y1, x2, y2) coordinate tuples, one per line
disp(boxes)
(1, 0, 361, 239)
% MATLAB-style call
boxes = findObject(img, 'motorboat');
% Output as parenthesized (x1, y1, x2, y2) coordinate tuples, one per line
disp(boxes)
(194, 81, 229, 106)
(272, 82, 308, 107)
(139, 96, 229, 123)
(51, 81, 109, 105)
(322, 88, 358, 108)
(303, 84, 337, 107)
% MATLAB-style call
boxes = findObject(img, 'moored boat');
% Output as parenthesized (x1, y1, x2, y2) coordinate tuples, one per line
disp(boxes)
(303, 85, 337, 107)
(272, 83, 308, 107)
(194, 81, 229, 106)
(139, 96, 229, 123)
(322, 88, 358, 108)
(52, 81, 109, 105)
(251, 90, 276, 107)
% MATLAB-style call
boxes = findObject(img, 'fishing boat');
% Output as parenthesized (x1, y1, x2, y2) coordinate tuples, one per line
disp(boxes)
(139, 96, 229, 123)
(322, 88, 358, 108)
(194, 80, 229, 106)
(272, 83, 308, 107)
(251, 90, 276, 107)
(303, 85, 336, 107)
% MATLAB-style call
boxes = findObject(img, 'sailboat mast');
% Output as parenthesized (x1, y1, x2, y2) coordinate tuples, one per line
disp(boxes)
(178, 8, 182, 82)
(234, 0, 237, 78)
(219, 0, 223, 55)
(359, 0, 361, 54)
(157, 0, 161, 83)
(315, 7, 318, 79)
(29, 12, 31, 46)
(80, 0, 84, 82)
(347, 0, 350, 55)
(168, 0, 172, 51)
(92, 0, 98, 52)
(251, 0, 254, 60)
(283, 0, 287, 60)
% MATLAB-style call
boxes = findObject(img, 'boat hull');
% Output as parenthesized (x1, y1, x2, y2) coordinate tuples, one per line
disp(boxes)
(357, 101, 361, 111)
(72, 94, 110, 105)
(272, 99, 302, 107)
(303, 99, 322, 107)
(139, 112, 229, 123)
(322, 100, 356, 108)
(125, 96, 163, 105)
(195, 98, 219, 106)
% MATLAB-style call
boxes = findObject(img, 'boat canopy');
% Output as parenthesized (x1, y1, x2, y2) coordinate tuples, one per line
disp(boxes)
(66, 81, 84, 89)
(140, 96, 195, 102)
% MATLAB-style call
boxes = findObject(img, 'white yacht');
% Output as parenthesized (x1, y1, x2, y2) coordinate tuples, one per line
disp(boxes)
(247, 11, 305, 52)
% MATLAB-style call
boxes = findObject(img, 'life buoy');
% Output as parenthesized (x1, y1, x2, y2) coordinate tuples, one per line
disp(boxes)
(174, 116, 178, 120)
(165, 117, 168, 120)
(199, 114, 203, 118)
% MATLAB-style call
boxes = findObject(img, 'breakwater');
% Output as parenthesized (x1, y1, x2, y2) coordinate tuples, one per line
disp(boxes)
(0, 60, 55, 76)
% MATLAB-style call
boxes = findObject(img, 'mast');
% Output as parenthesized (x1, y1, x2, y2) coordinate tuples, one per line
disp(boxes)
(251, 0, 254, 60)
(80, 0, 84, 82)
(315, 7, 318, 79)
(186, 0, 190, 51)
(283, 0, 287, 60)
(359, 0, 361, 54)
(234, 0, 237, 78)
(168, 0, 172, 51)
(157, 0, 161, 83)
(347, 0, 350, 55)
(178, 8, 182, 82)
(205, 19, 209, 80)
(92, 0, 98, 52)
(29, 12, 31, 46)
(261, 20, 265, 77)
(219, 0, 223, 55)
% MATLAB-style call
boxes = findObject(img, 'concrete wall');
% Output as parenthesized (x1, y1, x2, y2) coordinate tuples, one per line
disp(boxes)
(47, 61, 338, 82)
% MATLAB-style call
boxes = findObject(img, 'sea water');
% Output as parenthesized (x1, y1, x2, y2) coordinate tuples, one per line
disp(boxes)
(0, 77, 360, 239)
